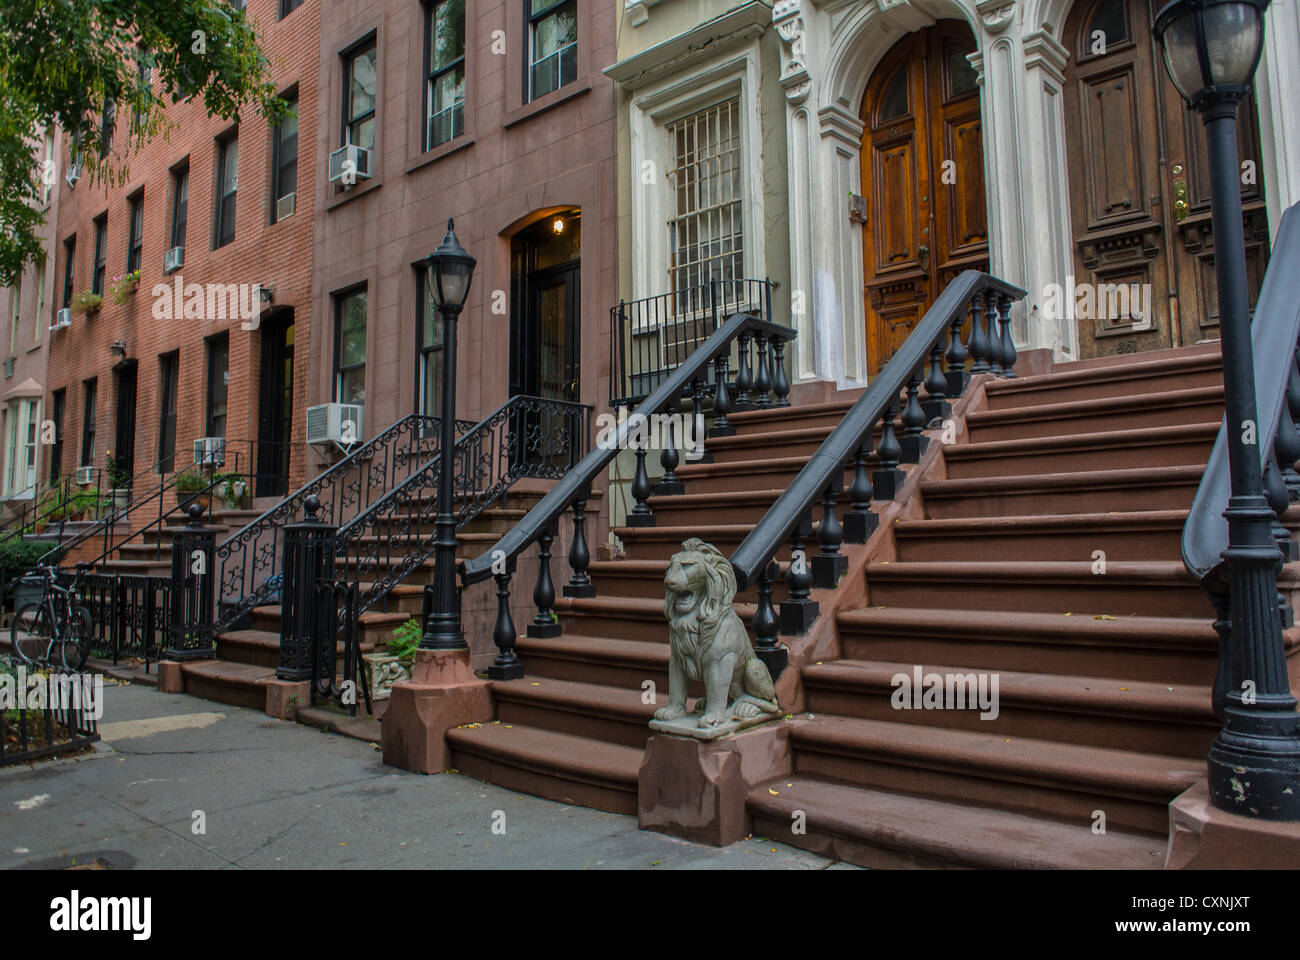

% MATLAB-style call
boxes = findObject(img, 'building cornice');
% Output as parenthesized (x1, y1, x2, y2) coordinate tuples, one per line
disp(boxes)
(605, 1, 773, 89)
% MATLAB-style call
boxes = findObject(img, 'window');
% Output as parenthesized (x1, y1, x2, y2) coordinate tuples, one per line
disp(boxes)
(49, 389, 65, 481)
(665, 99, 744, 295)
(206, 334, 229, 437)
(280, 0, 304, 17)
(527, 0, 576, 101)
(92, 215, 107, 295)
(41, 132, 54, 206)
(334, 288, 367, 404)
(9, 284, 20, 357)
(425, 0, 466, 149)
(272, 95, 298, 219)
(80, 378, 97, 468)
(127, 192, 144, 273)
(61, 236, 75, 308)
(343, 41, 377, 151)
(4, 401, 36, 494)
(133, 53, 151, 133)
(169, 164, 189, 253)
(157, 352, 179, 472)
(417, 271, 444, 416)
(33, 261, 44, 343)
(214, 135, 238, 248)
(99, 99, 115, 158)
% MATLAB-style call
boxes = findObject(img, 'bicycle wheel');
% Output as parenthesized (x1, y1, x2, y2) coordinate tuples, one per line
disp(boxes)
(58, 606, 94, 672)
(10, 602, 52, 666)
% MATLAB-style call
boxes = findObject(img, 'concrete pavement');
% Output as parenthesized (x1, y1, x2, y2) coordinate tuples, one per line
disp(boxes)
(0, 681, 851, 870)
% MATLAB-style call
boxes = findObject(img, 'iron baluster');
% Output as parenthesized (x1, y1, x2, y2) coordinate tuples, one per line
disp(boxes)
(528, 522, 561, 638)
(781, 513, 819, 634)
(873, 402, 904, 500)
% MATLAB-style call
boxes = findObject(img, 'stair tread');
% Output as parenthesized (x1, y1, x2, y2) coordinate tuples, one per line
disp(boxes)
(984, 349, 1221, 395)
(788, 714, 1203, 796)
(837, 604, 1217, 642)
(490, 676, 657, 722)
(447, 721, 644, 785)
(647, 488, 785, 506)
(178, 659, 275, 684)
(519, 633, 670, 666)
(971, 384, 1222, 424)
(747, 775, 1167, 869)
(946, 421, 1219, 458)
(864, 559, 1194, 580)
(895, 510, 1190, 534)
(804, 659, 1214, 720)
(921, 464, 1204, 494)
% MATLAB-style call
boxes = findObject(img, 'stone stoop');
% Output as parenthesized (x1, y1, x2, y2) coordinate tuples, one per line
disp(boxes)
(442, 344, 1300, 868)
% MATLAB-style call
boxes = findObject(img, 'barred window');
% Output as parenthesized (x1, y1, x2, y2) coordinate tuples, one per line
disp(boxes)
(665, 99, 744, 304)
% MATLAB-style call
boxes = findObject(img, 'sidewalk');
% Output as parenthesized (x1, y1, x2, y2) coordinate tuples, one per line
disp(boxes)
(0, 681, 851, 869)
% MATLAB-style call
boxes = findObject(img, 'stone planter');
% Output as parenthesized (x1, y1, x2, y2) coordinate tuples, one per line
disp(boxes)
(110, 488, 129, 510)
(363, 652, 413, 701)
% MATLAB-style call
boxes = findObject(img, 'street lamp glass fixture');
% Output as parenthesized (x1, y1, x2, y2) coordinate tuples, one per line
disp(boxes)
(425, 218, 476, 312)
(1153, 0, 1269, 107)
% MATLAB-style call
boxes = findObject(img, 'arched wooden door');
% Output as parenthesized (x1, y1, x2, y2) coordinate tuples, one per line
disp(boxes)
(859, 20, 988, 377)
(1062, 0, 1270, 358)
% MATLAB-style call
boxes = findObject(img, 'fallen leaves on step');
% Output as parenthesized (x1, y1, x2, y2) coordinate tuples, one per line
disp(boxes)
(769, 788, 780, 795)
(1094, 614, 1118, 620)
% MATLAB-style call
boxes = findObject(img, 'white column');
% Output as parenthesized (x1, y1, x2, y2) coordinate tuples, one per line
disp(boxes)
(1255, 0, 1300, 236)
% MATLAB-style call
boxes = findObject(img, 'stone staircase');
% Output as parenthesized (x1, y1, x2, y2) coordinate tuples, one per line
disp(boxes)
(447, 344, 1300, 867)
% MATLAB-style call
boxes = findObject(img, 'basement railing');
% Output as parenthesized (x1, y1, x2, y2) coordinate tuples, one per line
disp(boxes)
(1181, 200, 1300, 717)
(212, 413, 474, 633)
(461, 311, 796, 678)
(729, 270, 1027, 673)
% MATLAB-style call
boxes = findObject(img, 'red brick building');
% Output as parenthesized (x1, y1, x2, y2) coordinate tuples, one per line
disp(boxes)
(46, 0, 320, 504)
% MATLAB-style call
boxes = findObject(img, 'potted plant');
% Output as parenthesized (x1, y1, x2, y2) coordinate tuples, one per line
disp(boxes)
(108, 270, 141, 306)
(363, 617, 420, 700)
(105, 452, 130, 509)
(213, 472, 250, 510)
(70, 290, 102, 316)
(173, 469, 209, 515)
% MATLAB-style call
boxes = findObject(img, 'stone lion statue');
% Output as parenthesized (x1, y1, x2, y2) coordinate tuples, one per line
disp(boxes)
(654, 538, 780, 728)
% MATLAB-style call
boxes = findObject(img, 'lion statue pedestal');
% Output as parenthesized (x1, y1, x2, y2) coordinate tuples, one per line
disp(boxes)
(648, 538, 782, 742)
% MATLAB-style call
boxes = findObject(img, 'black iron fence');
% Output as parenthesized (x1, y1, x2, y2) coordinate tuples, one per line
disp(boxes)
(77, 572, 173, 669)
(0, 667, 100, 766)
(610, 277, 777, 407)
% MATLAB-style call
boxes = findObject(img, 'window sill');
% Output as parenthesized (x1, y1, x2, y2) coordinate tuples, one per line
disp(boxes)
(406, 136, 475, 176)
(325, 177, 383, 212)
(502, 82, 591, 130)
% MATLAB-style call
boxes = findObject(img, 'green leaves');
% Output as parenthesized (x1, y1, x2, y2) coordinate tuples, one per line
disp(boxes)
(0, 0, 290, 285)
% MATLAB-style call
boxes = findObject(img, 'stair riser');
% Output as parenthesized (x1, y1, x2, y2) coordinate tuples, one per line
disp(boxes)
(803, 685, 1217, 758)
(494, 698, 654, 751)
(747, 812, 973, 869)
(791, 748, 1176, 835)
(984, 366, 1222, 410)
(647, 499, 778, 526)
(180, 673, 266, 712)
(449, 748, 638, 815)
(584, 569, 791, 604)
(866, 578, 1203, 618)
(705, 436, 833, 465)
(519, 651, 671, 690)
(557, 611, 672, 644)
(894, 527, 1184, 562)
(968, 400, 1222, 442)
(838, 631, 1218, 685)
(922, 483, 1199, 519)
(621, 533, 748, 561)
(674, 465, 855, 496)
(944, 439, 1212, 480)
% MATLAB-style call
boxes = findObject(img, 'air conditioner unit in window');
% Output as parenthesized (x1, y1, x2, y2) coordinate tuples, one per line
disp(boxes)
(275, 192, 296, 222)
(75, 466, 95, 486)
(306, 403, 363, 448)
(51, 308, 72, 331)
(65, 158, 82, 188)
(164, 245, 184, 274)
(193, 437, 227, 468)
(328, 144, 372, 184)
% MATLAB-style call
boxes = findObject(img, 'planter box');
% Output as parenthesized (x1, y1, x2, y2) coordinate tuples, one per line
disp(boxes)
(362, 652, 412, 701)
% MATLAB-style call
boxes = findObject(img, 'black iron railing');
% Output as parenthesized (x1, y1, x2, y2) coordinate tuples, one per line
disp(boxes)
(1182, 200, 1300, 717)
(610, 278, 776, 407)
(728, 270, 1027, 674)
(77, 571, 173, 670)
(336, 395, 591, 619)
(0, 666, 101, 766)
(461, 312, 795, 679)
(212, 414, 473, 632)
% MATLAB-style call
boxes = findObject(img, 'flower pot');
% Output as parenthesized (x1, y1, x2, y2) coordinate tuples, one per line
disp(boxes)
(362, 652, 413, 701)
(110, 488, 129, 510)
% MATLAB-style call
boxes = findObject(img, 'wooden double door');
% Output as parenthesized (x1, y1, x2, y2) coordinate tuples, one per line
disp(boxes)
(859, 21, 988, 377)
(1062, 0, 1270, 358)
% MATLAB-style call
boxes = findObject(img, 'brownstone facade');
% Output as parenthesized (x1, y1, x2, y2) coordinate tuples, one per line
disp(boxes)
(46, 0, 320, 501)
(309, 0, 617, 468)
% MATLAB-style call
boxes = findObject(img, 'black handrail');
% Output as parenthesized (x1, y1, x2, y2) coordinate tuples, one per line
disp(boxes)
(460, 312, 796, 587)
(1182, 200, 1300, 583)
(336, 394, 590, 617)
(731, 270, 1027, 591)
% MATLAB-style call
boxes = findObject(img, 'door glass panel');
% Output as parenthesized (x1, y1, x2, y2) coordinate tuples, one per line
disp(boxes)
(878, 67, 909, 123)
(946, 43, 978, 98)
(1087, 0, 1128, 52)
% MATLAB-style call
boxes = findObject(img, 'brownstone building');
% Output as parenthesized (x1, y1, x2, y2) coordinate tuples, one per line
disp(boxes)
(308, 0, 617, 474)
(46, 0, 320, 502)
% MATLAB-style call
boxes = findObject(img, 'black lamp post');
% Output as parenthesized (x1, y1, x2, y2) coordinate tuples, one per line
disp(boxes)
(1155, 0, 1300, 821)
(420, 218, 476, 650)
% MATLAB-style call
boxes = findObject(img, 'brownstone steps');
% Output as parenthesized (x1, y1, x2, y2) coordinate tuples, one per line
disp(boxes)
(645, 488, 785, 526)
(585, 559, 790, 603)
(746, 775, 1168, 869)
(801, 659, 1217, 757)
(836, 606, 1220, 684)
(781, 714, 1202, 835)
(728, 399, 857, 431)
(675, 455, 854, 495)
(942, 422, 1219, 478)
(516, 633, 671, 688)
(447, 721, 643, 815)
(919, 465, 1204, 518)
(864, 560, 1205, 618)
(555, 594, 757, 643)
(176, 659, 274, 711)
(967, 385, 1223, 442)
(982, 348, 1222, 410)
(491, 676, 656, 749)
(892, 511, 1189, 562)
(616, 523, 760, 561)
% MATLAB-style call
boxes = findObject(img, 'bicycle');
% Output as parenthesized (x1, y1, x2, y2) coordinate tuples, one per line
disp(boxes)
(9, 565, 93, 671)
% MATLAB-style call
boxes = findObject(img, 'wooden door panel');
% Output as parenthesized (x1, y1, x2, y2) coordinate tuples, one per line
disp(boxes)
(941, 115, 987, 257)
(873, 139, 921, 271)
(1078, 67, 1148, 225)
